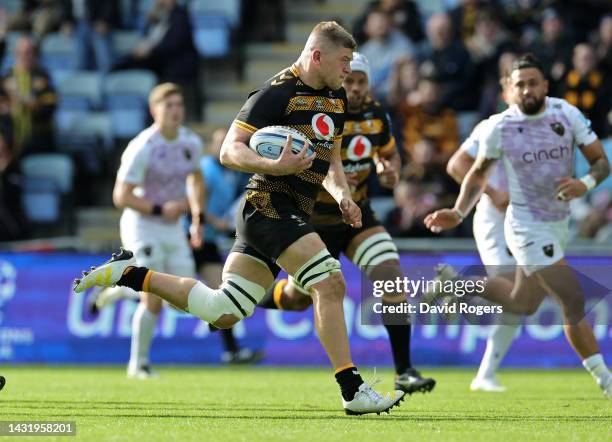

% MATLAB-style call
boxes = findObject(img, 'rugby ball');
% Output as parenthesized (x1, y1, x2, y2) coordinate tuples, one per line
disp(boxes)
(249, 126, 314, 159)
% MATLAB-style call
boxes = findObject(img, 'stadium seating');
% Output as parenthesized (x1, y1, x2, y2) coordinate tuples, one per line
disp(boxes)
(56, 71, 104, 110)
(0, 31, 24, 74)
(111, 31, 141, 58)
(2, 0, 23, 15)
(103, 70, 157, 138)
(189, 0, 241, 26)
(190, 0, 241, 59)
(21, 153, 74, 225)
(40, 33, 79, 85)
(192, 14, 231, 58)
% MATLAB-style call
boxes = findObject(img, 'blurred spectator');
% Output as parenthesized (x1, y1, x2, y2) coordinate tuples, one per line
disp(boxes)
(1, 36, 56, 156)
(448, 0, 486, 42)
(592, 14, 612, 76)
(557, 43, 611, 137)
(0, 116, 27, 241)
(352, 0, 424, 45)
(524, 8, 574, 88)
(241, 0, 285, 42)
(384, 180, 439, 237)
(497, 0, 546, 38)
(113, 0, 200, 119)
(7, 1, 64, 40)
(387, 56, 420, 111)
(59, 0, 119, 72)
(418, 13, 477, 111)
(360, 8, 415, 100)
(479, 51, 517, 119)
(399, 77, 460, 180)
(466, 8, 515, 81)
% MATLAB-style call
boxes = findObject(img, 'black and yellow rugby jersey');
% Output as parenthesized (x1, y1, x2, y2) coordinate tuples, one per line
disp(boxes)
(234, 65, 347, 219)
(309, 97, 397, 225)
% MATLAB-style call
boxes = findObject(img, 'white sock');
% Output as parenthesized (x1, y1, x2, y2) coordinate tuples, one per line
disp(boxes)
(476, 324, 520, 380)
(128, 303, 158, 370)
(582, 353, 611, 387)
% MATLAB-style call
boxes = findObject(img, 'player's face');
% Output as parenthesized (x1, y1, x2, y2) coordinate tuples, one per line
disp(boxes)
(153, 93, 184, 129)
(320, 47, 353, 90)
(343, 71, 368, 110)
(510, 67, 548, 115)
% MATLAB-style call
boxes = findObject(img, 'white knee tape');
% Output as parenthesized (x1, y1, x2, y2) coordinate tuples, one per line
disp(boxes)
(293, 249, 341, 291)
(352, 232, 399, 271)
(186, 274, 265, 323)
(288, 275, 310, 296)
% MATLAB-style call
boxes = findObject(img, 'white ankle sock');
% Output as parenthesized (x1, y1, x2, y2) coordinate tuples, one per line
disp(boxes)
(128, 303, 158, 370)
(582, 353, 611, 387)
(476, 324, 520, 380)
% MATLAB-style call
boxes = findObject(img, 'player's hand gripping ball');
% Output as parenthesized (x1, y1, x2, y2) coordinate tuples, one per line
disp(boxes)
(249, 126, 314, 159)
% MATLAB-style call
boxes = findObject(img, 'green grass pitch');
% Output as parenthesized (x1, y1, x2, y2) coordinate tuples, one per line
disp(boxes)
(1, 366, 610, 441)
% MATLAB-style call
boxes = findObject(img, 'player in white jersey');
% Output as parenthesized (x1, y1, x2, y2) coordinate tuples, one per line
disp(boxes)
(426, 54, 612, 398)
(113, 83, 206, 379)
(446, 73, 520, 392)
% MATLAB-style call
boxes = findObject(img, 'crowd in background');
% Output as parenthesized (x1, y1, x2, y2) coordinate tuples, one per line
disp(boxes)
(0, 0, 610, 243)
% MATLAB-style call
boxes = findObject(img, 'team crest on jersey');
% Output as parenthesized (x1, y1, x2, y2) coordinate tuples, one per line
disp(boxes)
(183, 148, 192, 160)
(542, 244, 554, 257)
(550, 122, 565, 136)
(347, 135, 372, 161)
(312, 113, 335, 141)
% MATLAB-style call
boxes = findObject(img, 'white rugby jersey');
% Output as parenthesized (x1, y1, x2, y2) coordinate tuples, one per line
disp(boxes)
(117, 124, 203, 219)
(479, 97, 598, 222)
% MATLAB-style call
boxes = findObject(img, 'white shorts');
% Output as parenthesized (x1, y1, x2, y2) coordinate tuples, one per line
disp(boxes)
(120, 212, 195, 277)
(473, 198, 515, 275)
(504, 213, 568, 277)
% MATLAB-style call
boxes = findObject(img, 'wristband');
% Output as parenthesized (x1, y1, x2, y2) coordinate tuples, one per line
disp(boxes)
(194, 213, 206, 224)
(152, 204, 163, 216)
(453, 207, 466, 222)
(579, 174, 596, 191)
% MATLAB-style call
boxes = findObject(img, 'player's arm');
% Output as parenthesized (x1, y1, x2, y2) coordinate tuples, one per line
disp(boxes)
(112, 180, 187, 219)
(447, 149, 474, 183)
(447, 148, 508, 211)
(112, 179, 188, 221)
(556, 139, 610, 201)
(425, 155, 497, 232)
(322, 137, 362, 228)
(186, 170, 206, 248)
(374, 112, 400, 189)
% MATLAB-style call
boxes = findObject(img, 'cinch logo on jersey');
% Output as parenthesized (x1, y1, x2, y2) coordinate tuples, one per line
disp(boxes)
(522, 145, 570, 163)
(346, 135, 372, 161)
(312, 113, 335, 141)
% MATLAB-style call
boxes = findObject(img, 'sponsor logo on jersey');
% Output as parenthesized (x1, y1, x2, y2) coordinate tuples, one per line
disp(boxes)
(343, 162, 371, 174)
(311, 113, 334, 141)
(522, 145, 570, 163)
(183, 148, 192, 160)
(346, 135, 372, 161)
